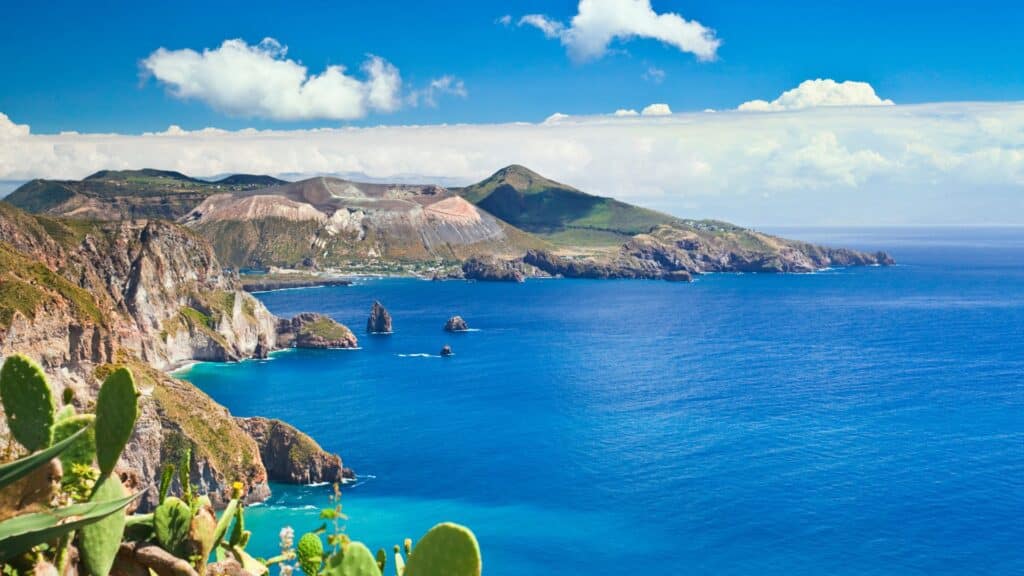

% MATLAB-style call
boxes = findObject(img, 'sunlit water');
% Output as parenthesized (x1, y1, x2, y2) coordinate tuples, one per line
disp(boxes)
(180, 228, 1024, 575)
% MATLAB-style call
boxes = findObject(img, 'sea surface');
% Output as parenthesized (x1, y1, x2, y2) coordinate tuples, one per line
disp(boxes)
(180, 228, 1024, 575)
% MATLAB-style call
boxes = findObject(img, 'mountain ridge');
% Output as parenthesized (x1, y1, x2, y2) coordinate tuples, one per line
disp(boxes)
(5, 165, 894, 277)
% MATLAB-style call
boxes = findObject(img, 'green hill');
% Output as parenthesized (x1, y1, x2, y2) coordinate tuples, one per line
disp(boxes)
(454, 165, 679, 246)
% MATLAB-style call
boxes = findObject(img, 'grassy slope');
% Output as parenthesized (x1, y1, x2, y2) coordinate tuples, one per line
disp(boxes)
(455, 165, 678, 246)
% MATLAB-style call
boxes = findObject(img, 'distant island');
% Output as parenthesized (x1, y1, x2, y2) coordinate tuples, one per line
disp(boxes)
(6, 164, 893, 284)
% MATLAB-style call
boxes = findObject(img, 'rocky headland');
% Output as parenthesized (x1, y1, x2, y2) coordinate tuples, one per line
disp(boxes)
(235, 417, 354, 485)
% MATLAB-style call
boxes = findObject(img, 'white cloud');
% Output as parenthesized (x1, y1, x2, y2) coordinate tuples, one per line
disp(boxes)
(520, 0, 720, 62)
(409, 75, 468, 108)
(141, 38, 405, 121)
(3, 102, 1024, 225)
(518, 14, 565, 39)
(641, 103, 672, 116)
(496, 14, 512, 26)
(543, 112, 571, 124)
(613, 109, 639, 117)
(642, 66, 665, 83)
(739, 79, 895, 112)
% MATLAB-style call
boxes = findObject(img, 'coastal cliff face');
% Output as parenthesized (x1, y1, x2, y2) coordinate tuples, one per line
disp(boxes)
(0, 202, 336, 511)
(236, 417, 354, 485)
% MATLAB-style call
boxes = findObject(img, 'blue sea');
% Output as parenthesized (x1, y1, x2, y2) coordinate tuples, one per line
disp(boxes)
(180, 228, 1024, 575)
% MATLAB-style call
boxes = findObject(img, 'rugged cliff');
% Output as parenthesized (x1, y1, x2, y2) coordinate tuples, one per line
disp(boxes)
(236, 417, 353, 485)
(0, 202, 343, 510)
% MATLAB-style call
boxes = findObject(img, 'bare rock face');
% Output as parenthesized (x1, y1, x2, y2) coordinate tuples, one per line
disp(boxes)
(278, 313, 358, 349)
(462, 257, 525, 282)
(444, 316, 469, 332)
(367, 301, 393, 334)
(235, 417, 353, 485)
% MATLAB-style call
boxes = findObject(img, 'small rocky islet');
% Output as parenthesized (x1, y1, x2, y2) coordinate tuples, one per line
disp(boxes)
(367, 300, 393, 334)
(445, 315, 470, 332)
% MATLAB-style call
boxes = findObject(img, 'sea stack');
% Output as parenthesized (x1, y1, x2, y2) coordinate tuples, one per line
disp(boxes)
(444, 316, 469, 332)
(367, 300, 393, 334)
(440, 344, 453, 357)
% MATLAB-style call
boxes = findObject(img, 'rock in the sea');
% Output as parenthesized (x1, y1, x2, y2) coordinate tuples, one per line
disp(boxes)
(367, 300, 393, 333)
(440, 344, 453, 357)
(461, 257, 525, 282)
(444, 316, 469, 332)
(235, 417, 354, 485)
(663, 270, 693, 282)
(278, 313, 358, 349)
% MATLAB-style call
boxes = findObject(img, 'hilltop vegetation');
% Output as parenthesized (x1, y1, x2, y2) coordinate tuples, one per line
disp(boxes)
(454, 165, 679, 246)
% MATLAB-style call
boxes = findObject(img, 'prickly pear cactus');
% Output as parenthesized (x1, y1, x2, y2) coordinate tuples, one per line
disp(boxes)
(77, 474, 128, 576)
(0, 354, 55, 451)
(404, 523, 481, 576)
(297, 532, 324, 575)
(393, 544, 406, 576)
(322, 542, 381, 576)
(154, 496, 193, 558)
(189, 496, 218, 572)
(376, 548, 386, 573)
(50, 414, 96, 473)
(94, 367, 138, 476)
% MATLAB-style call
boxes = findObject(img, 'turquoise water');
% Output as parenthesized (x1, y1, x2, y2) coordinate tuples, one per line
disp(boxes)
(180, 228, 1024, 575)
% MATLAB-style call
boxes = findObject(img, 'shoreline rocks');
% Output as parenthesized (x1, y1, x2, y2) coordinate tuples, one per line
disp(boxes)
(367, 301, 393, 334)
(461, 257, 525, 282)
(444, 316, 469, 332)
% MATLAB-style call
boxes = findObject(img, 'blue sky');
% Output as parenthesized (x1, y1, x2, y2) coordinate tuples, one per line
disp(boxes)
(2, 0, 1023, 133)
(1, 1, 1022, 225)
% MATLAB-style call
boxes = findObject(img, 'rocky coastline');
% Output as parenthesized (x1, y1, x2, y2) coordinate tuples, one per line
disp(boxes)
(0, 204, 354, 511)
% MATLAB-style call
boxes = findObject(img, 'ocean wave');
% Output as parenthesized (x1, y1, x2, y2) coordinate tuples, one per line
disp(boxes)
(397, 353, 439, 358)
(305, 481, 330, 487)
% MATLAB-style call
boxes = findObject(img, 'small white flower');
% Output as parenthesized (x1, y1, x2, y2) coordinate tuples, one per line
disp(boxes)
(279, 526, 295, 551)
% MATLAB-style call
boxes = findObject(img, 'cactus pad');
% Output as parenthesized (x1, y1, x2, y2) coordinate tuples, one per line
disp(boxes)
(154, 496, 192, 558)
(51, 414, 96, 473)
(94, 367, 138, 476)
(0, 354, 55, 451)
(189, 498, 218, 572)
(77, 474, 128, 576)
(322, 541, 382, 576)
(404, 523, 481, 576)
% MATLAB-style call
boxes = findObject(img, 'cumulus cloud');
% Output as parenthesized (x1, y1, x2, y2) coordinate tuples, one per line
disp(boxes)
(739, 79, 895, 112)
(0, 113, 30, 139)
(641, 103, 672, 116)
(519, 0, 720, 62)
(613, 109, 639, 117)
(141, 37, 406, 121)
(496, 14, 512, 26)
(3, 102, 1024, 225)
